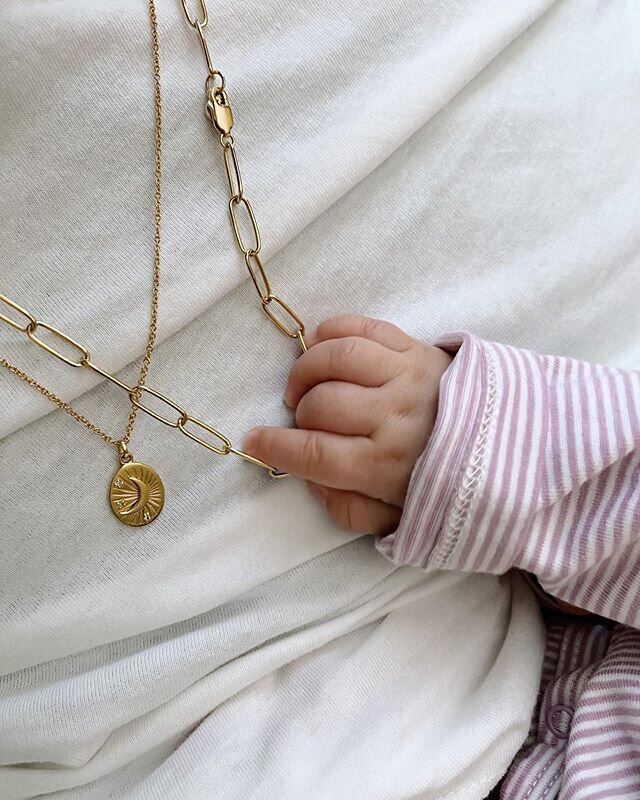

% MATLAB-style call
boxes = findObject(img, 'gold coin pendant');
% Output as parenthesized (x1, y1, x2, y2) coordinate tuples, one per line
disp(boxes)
(109, 462, 164, 527)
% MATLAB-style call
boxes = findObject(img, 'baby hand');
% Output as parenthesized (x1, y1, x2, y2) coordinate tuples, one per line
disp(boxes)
(243, 314, 452, 535)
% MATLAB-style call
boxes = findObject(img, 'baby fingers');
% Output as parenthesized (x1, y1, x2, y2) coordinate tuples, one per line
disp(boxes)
(307, 482, 401, 535)
(284, 336, 401, 409)
(243, 426, 381, 496)
(294, 381, 382, 436)
(305, 314, 415, 353)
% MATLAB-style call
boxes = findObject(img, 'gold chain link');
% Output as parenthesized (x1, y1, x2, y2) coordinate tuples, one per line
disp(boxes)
(189, 0, 308, 349)
(0, 0, 308, 478)
(0, 294, 287, 477)
(0, 0, 164, 453)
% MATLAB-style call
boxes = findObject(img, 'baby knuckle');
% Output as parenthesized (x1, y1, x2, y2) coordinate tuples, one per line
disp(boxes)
(329, 337, 357, 371)
(406, 356, 429, 384)
(360, 316, 386, 339)
(371, 442, 393, 469)
(324, 494, 345, 525)
(328, 494, 364, 533)
(343, 336, 361, 360)
(323, 492, 343, 523)
(385, 441, 406, 465)
(300, 432, 324, 469)
(343, 498, 361, 532)
(393, 396, 417, 421)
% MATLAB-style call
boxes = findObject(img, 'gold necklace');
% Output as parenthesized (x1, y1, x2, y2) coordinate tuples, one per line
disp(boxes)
(0, 0, 166, 527)
(0, 0, 308, 527)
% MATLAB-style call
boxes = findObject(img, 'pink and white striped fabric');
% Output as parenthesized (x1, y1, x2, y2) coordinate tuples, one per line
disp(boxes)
(376, 333, 640, 798)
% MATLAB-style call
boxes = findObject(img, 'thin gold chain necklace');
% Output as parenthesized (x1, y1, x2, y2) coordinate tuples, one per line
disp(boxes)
(0, 0, 308, 526)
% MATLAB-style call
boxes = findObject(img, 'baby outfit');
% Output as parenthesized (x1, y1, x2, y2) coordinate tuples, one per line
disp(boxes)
(1, 1, 639, 798)
(378, 333, 640, 796)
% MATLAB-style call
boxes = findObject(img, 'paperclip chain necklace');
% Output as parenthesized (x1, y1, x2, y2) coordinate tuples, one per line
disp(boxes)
(0, 0, 308, 527)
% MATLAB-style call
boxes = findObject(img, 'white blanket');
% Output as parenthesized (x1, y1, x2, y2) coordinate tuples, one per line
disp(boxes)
(1, 1, 638, 797)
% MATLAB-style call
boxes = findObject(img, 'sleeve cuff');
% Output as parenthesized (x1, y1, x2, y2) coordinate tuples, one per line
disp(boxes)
(375, 332, 495, 571)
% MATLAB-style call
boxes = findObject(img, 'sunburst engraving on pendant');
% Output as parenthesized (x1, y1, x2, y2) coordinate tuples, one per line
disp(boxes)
(108, 462, 164, 527)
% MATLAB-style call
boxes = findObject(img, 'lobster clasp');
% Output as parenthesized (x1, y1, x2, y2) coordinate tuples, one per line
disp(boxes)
(206, 88, 233, 135)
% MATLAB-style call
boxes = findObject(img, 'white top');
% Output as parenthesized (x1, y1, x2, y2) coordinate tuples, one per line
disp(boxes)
(1, 1, 638, 798)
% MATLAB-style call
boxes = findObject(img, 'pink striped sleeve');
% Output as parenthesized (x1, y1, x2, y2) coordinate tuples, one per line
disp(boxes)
(376, 333, 640, 628)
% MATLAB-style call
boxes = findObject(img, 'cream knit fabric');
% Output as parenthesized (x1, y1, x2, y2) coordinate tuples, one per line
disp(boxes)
(1, 1, 638, 798)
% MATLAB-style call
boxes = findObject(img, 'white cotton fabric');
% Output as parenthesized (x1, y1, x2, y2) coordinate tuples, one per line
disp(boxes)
(0, 1, 638, 798)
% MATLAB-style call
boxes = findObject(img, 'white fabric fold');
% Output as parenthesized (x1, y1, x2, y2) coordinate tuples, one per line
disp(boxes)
(1, 0, 638, 797)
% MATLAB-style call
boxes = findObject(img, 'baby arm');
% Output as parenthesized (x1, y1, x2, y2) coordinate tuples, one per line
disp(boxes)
(243, 314, 640, 629)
